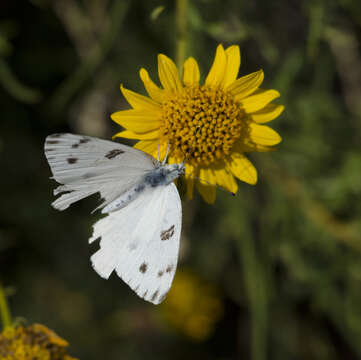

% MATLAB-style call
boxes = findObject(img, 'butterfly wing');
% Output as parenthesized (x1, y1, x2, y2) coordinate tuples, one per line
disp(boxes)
(89, 182, 182, 304)
(44, 133, 157, 211)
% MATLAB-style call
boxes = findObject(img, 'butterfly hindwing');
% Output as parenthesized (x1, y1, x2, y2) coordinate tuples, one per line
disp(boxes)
(45, 133, 157, 211)
(89, 183, 182, 304)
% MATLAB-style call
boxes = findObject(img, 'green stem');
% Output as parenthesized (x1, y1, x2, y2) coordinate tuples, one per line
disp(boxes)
(236, 212, 268, 360)
(240, 236, 268, 360)
(0, 283, 12, 330)
(0, 58, 41, 104)
(175, 0, 188, 71)
(49, 0, 130, 118)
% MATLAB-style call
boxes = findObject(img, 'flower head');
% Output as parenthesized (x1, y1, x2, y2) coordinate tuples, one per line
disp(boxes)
(0, 324, 78, 360)
(160, 269, 223, 341)
(112, 44, 283, 203)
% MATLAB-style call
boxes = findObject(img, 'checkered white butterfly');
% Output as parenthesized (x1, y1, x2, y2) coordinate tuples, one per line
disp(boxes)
(45, 133, 183, 304)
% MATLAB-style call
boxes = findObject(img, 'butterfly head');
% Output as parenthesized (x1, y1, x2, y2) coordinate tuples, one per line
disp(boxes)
(164, 162, 185, 182)
(144, 162, 185, 187)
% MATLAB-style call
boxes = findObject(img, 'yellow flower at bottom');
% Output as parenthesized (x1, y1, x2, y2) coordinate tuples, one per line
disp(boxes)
(160, 269, 223, 341)
(0, 324, 78, 360)
(112, 44, 284, 203)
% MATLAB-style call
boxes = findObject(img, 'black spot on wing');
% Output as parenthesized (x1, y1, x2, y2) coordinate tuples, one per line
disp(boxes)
(67, 158, 78, 164)
(105, 149, 125, 159)
(160, 225, 175, 241)
(151, 290, 159, 302)
(158, 270, 164, 277)
(143, 290, 148, 298)
(46, 140, 59, 145)
(139, 262, 147, 273)
(166, 264, 173, 273)
(72, 137, 91, 148)
(158, 292, 168, 303)
(83, 172, 95, 179)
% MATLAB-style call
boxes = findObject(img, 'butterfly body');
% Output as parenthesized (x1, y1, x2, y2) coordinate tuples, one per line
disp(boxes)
(102, 181, 147, 213)
(45, 133, 183, 304)
(144, 163, 185, 187)
(102, 163, 184, 213)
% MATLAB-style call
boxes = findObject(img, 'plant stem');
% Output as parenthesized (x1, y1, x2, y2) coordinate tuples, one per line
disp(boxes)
(236, 209, 268, 360)
(175, 0, 188, 71)
(0, 283, 12, 330)
(0, 58, 41, 104)
(239, 235, 268, 360)
(49, 0, 130, 119)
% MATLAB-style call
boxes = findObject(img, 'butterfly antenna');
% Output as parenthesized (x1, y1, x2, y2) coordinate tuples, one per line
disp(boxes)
(157, 143, 161, 162)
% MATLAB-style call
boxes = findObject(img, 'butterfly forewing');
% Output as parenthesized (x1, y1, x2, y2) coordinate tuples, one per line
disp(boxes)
(45, 133, 157, 211)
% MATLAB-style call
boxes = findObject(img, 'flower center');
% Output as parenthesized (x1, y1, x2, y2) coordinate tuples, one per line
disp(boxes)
(160, 85, 245, 166)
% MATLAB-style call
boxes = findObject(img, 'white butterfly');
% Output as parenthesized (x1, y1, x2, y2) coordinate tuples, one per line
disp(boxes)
(44, 133, 184, 304)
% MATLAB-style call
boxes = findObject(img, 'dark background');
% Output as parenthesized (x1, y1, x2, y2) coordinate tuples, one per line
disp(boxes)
(1, 1, 361, 359)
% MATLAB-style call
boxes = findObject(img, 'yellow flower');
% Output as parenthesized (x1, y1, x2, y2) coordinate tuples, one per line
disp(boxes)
(0, 324, 78, 360)
(161, 269, 223, 341)
(112, 44, 283, 203)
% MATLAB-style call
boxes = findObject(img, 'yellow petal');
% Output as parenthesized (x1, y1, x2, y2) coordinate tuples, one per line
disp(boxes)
(184, 163, 196, 200)
(233, 139, 274, 153)
(134, 140, 157, 155)
(250, 104, 285, 123)
(134, 140, 167, 160)
(167, 155, 176, 164)
(226, 152, 257, 185)
(221, 45, 241, 88)
(158, 54, 182, 92)
(205, 44, 227, 88)
(214, 167, 238, 194)
(185, 162, 196, 176)
(239, 89, 280, 113)
(227, 70, 264, 99)
(168, 154, 183, 165)
(183, 57, 200, 86)
(196, 168, 217, 204)
(139, 68, 167, 103)
(120, 85, 161, 111)
(113, 129, 159, 140)
(249, 123, 282, 145)
(111, 110, 160, 133)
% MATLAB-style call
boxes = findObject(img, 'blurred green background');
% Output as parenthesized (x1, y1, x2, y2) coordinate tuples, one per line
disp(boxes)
(1, 0, 361, 359)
